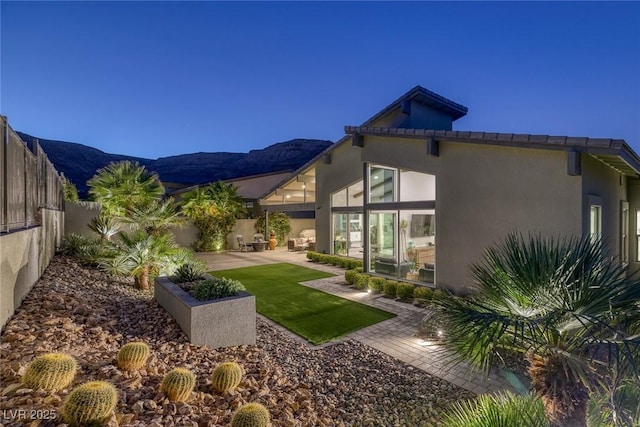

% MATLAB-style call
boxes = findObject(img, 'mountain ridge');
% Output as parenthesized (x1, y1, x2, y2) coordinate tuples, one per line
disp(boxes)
(16, 132, 333, 198)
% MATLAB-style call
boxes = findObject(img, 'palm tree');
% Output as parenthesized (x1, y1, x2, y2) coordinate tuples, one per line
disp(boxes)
(180, 182, 245, 251)
(87, 161, 164, 217)
(117, 198, 184, 236)
(435, 233, 640, 427)
(443, 391, 549, 427)
(99, 230, 180, 290)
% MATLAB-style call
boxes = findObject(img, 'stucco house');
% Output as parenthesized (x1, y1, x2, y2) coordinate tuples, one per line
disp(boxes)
(260, 86, 640, 293)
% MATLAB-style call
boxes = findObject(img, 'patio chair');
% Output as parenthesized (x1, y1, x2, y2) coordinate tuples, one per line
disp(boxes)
(237, 235, 253, 252)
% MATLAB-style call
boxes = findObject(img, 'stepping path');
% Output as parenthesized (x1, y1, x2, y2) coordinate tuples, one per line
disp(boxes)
(197, 248, 524, 395)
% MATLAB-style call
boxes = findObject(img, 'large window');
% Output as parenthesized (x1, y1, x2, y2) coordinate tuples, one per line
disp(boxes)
(369, 167, 395, 203)
(332, 212, 363, 257)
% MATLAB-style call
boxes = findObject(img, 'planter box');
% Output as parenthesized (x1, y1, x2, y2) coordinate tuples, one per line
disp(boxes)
(154, 276, 256, 348)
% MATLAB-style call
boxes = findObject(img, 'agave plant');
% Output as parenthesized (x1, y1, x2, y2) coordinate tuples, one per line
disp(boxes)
(443, 391, 549, 427)
(435, 233, 640, 427)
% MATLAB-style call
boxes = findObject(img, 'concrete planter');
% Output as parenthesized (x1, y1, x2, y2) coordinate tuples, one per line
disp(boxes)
(154, 276, 256, 349)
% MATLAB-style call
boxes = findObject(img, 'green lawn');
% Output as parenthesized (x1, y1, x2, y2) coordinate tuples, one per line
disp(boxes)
(211, 263, 395, 345)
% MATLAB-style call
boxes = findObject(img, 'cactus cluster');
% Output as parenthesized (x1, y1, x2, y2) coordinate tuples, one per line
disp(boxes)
(231, 403, 270, 427)
(117, 342, 150, 371)
(62, 381, 118, 426)
(22, 353, 77, 391)
(161, 368, 196, 402)
(211, 362, 244, 394)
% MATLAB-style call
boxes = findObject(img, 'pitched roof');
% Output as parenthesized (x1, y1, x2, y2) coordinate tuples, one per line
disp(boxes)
(362, 85, 468, 125)
(344, 126, 640, 176)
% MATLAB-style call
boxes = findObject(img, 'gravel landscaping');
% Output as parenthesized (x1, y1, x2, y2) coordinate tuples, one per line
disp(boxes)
(0, 255, 473, 426)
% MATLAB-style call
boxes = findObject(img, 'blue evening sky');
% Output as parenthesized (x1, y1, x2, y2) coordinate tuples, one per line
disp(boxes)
(1, 1, 639, 159)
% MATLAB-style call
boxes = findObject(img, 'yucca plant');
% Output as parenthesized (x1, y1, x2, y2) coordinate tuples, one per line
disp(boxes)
(443, 391, 549, 427)
(88, 214, 120, 241)
(435, 233, 640, 427)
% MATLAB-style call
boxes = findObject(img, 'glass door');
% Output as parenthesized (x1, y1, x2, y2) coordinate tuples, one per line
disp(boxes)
(369, 211, 398, 276)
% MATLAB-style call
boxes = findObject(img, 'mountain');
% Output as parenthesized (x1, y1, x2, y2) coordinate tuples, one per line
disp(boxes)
(16, 132, 333, 198)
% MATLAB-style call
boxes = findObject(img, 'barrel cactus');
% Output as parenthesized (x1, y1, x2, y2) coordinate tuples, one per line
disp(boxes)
(22, 353, 77, 391)
(62, 381, 118, 426)
(231, 403, 270, 427)
(211, 362, 243, 393)
(161, 368, 195, 402)
(116, 342, 150, 371)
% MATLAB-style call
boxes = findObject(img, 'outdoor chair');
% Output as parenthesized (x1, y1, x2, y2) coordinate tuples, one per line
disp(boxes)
(237, 235, 253, 252)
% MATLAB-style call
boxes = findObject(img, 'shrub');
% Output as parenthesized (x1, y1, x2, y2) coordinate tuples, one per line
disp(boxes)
(383, 280, 398, 298)
(432, 289, 448, 301)
(368, 277, 386, 294)
(23, 353, 77, 391)
(255, 211, 291, 245)
(397, 283, 416, 300)
(413, 286, 434, 302)
(306, 252, 363, 270)
(345, 269, 359, 286)
(174, 262, 207, 283)
(190, 277, 245, 301)
(354, 267, 364, 273)
(63, 381, 118, 426)
(353, 273, 369, 290)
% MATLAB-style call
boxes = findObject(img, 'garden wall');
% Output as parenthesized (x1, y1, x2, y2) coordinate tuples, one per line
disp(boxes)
(0, 208, 64, 329)
(65, 203, 315, 250)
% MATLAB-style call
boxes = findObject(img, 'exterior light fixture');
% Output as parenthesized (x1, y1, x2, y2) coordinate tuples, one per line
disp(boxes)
(437, 330, 443, 337)
(286, 195, 291, 199)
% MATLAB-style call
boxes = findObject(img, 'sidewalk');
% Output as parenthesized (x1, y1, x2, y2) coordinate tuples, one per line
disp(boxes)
(197, 248, 526, 395)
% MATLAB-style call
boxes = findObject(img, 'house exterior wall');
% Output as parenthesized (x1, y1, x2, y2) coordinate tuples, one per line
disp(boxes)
(628, 180, 640, 276)
(315, 141, 363, 254)
(317, 136, 586, 293)
(581, 155, 627, 258)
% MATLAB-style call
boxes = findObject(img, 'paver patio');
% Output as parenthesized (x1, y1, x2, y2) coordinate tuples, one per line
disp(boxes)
(197, 247, 527, 395)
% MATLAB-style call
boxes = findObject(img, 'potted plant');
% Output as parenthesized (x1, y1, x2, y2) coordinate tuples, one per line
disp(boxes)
(155, 268, 256, 349)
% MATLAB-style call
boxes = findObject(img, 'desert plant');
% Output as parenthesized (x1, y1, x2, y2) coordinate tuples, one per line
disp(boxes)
(368, 277, 386, 294)
(117, 198, 184, 236)
(117, 342, 150, 371)
(181, 182, 246, 251)
(255, 211, 291, 245)
(22, 353, 77, 391)
(99, 230, 181, 290)
(435, 233, 640, 426)
(190, 277, 246, 301)
(89, 214, 120, 241)
(231, 402, 271, 427)
(383, 280, 398, 298)
(161, 368, 196, 402)
(59, 233, 93, 258)
(174, 262, 207, 283)
(442, 391, 549, 427)
(211, 362, 244, 393)
(62, 381, 118, 426)
(87, 160, 164, 217)
(396, 283, 415, 300)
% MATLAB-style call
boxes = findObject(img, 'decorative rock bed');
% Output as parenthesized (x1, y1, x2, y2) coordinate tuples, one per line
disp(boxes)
(0, 255, 473, 426)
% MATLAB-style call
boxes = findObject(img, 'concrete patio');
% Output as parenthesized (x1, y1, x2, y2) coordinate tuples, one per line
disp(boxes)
(197, 247, 527, 395)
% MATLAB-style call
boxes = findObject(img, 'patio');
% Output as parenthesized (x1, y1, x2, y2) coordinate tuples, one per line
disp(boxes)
(197, 247, 522, 395)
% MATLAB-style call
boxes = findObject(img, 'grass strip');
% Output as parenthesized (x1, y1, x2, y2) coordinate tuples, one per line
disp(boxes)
(212, 263, 395, 344)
